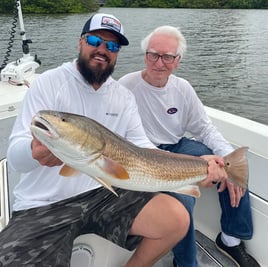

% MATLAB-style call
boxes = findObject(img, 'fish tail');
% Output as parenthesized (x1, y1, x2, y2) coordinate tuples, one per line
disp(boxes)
(223, 147, 249, 189)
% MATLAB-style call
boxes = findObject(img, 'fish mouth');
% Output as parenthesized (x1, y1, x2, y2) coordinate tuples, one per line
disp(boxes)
(30, 115, 58, 139)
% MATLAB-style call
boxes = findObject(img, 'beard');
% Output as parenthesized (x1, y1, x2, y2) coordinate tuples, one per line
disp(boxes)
(77, 53, 115, 85)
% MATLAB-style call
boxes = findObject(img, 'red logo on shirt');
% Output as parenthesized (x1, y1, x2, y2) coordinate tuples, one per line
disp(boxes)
(167, 108, 178, 114)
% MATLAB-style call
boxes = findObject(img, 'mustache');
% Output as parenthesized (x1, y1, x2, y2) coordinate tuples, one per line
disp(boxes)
(90, 52, 110, 63)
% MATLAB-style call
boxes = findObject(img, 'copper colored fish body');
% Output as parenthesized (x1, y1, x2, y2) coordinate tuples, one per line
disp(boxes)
(30, 110, 249, 197)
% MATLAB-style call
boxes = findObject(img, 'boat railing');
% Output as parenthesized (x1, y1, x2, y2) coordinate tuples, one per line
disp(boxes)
(0, 158, 10, 231)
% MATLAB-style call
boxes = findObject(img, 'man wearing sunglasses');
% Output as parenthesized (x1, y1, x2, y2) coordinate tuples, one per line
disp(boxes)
(0, 14, 196, 267)
(119, 26, 260, 267)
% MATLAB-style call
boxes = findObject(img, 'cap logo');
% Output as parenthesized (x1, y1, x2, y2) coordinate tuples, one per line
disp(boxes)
(101, 16, 121, 33)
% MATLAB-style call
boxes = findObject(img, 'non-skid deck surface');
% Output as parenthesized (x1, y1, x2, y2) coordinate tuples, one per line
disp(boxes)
(154, 230, 236, 267)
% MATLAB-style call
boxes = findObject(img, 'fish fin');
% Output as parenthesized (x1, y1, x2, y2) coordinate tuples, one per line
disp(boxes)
(96, 156, 130, 180)
(59, 165, 118, 197)
(95, 177, 118, 197)
(224, 147, 249, 189)
(59, 165, 81, 177)
(176, 185, 201, 198)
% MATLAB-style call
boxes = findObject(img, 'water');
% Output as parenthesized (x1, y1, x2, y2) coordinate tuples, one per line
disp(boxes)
(1, 7, 268, 125)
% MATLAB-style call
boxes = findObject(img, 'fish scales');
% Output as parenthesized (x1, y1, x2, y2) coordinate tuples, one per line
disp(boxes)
(88, 119, 209, 182)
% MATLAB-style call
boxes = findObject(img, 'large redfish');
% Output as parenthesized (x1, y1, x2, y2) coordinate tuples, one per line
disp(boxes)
(30, 110, 248, 197)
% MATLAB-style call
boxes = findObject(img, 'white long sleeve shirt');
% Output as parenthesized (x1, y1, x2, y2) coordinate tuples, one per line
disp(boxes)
(8, 61, 155, 211)
(119, 71, 233, 157)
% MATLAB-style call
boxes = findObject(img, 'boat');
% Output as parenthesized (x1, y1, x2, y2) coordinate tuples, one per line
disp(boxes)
(1, 1, 267, 266)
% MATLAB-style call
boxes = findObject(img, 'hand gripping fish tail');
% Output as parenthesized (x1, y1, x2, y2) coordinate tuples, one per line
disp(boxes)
(223, 146, 249, 189)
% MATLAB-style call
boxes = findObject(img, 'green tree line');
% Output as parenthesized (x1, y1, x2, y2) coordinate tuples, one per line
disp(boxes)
(0, 0, 267, 13)
(0, 0, 99, 14)
(105, 0, 268, 8)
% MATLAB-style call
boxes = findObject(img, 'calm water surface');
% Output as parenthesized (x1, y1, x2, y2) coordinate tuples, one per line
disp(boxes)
(1, 7, 267, 125)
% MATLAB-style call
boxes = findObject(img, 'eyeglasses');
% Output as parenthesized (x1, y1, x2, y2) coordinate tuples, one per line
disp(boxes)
(146, 51, 179, 64)
(82, 35, 121, 53)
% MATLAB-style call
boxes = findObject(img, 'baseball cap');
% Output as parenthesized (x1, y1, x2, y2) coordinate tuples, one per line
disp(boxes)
(81, 13, 129, 46)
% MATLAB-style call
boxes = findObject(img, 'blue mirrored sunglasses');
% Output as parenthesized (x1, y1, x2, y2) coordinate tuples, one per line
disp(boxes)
(82, 35, 120, 53)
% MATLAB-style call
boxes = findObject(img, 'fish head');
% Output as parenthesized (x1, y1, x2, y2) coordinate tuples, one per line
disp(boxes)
(30, 110, 106, 164)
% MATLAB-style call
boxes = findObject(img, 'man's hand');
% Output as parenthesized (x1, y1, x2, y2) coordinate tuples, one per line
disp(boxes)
(218, 180, 246, 207)
(31, 135, 62, 167)
(198, 155, 245, 207)
(198, 155, 227, 188)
